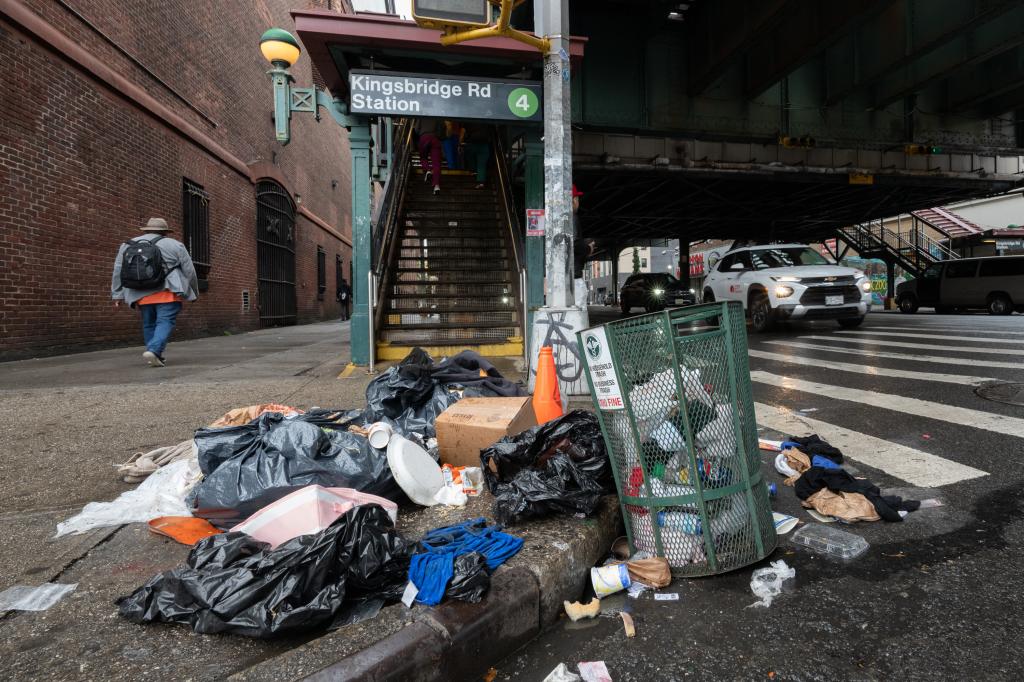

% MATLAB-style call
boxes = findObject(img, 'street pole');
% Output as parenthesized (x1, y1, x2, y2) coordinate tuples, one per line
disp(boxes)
(540, 0, 573, 309)
(529, 0, 589, 396)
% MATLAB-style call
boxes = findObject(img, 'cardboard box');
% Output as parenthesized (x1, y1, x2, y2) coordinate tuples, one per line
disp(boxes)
(435, 397, 537, 468)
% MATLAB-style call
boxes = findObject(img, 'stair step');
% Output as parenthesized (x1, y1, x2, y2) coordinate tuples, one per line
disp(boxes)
(405, 210, 502, 219)
(383, 310, 518, 326)
(396, 257, 512, 269)
(386, 302, 516, 313)
(391, 282, 512, 296)
(380, 331, 520, 346)
(398, 249, 509, 260)
(401, 233, 507, 244)
(394, 272, 513, 283)
(384, 320, 519, 331)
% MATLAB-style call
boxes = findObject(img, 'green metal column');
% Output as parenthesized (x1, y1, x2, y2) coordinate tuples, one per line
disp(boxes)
(349, 121, 372, 366)
(525, 138, 544, 332)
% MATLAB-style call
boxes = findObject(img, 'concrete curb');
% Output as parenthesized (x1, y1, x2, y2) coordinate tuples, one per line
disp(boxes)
(233, 497, 622, 682)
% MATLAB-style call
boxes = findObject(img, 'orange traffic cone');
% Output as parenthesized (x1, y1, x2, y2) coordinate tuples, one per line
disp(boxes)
(533, 346, 564, 424)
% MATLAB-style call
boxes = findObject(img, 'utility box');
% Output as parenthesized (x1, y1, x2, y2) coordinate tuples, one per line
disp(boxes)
(578, 302, 777, 577)
(435, 397, 537, 468)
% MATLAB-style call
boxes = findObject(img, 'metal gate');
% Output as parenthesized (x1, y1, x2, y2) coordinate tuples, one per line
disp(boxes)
(256, 180, 297, 326)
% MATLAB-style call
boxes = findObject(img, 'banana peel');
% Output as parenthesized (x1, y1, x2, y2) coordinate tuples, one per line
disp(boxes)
(562, 598, 600, 622)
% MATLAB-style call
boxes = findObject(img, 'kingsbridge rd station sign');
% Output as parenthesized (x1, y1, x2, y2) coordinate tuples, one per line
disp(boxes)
(348, 70, 542, 122)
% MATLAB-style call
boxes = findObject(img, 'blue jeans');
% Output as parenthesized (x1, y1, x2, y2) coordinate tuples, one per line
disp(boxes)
(441, 136, 461, 170)
(140, 302, 182, 356)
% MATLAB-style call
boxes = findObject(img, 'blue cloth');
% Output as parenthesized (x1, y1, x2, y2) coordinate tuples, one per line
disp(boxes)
(441, 136, 461, 169)
(812, 455, 841, 470)
(140, 301, 182, 355)
(409, 518, 523, 605)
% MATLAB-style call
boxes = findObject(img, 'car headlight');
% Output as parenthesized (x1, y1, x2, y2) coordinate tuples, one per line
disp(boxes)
(652, 288, 664, 296)
(688, 288, 695, 294)
(772, 276, 802, 283)
(860, 280, 872, 293)
(774, 285, 794, 298)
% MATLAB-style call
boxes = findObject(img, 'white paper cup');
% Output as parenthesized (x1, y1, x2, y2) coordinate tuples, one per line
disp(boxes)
(367, 422, 394, 449)
(591, 563, 631, 598)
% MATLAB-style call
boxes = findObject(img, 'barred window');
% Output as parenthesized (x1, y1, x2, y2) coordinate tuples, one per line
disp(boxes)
(182, 179, 210, 283)
(317, 246, 326, 300)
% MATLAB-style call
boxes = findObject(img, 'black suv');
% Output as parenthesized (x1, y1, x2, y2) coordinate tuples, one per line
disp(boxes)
(620, 273, 696, 314)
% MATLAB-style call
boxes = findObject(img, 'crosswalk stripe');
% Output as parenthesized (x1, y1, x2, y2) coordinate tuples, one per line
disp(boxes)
(750, 370, 1024, 439)
(797, 335, 1024, 357)
(838, 330, 1024, 345)
(764, 340, 1024, 370)
(748, 349, 997, 385)
(755, 402, 988, 487)
(878, 325, 1024, 337)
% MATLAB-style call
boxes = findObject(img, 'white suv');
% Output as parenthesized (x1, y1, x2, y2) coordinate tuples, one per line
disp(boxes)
(702, 244, 872, 332)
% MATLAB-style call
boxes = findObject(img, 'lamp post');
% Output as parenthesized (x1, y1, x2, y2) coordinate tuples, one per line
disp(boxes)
(259, 28, 374, 367)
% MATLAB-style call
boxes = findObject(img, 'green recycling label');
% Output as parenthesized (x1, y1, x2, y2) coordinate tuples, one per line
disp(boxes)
(507, 87, 540, 118)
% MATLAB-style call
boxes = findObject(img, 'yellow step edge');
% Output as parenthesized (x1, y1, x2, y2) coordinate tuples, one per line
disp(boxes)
(376, 341, 523, 361)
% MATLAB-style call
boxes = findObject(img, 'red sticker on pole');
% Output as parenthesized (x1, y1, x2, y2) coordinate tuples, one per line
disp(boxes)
(526, 209, 545, 237)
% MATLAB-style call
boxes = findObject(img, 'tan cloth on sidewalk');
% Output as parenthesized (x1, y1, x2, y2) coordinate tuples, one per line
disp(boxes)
(118, 440, 196, 483)
(208, 403, 303, 428)
(801, 488, 880, 523)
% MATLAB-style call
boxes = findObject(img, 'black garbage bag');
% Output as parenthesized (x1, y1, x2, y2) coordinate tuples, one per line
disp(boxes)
(430, 350, 527, 398)
(117, 505, 415, 638)
(481, 411, 612, 525)
(445, 551, 490, 603)
(190, 412, 401, 528)
(365, 347, 436, 419)
(369, 383, 460, 442)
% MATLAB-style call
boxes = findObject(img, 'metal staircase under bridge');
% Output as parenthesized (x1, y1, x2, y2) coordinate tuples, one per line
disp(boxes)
(370, 120, 525, 362)
(836, 217, 959, 277)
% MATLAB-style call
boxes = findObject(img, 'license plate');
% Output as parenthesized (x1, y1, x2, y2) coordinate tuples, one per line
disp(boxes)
(674, 298, 687, 305)
(825, 295, 844, 306)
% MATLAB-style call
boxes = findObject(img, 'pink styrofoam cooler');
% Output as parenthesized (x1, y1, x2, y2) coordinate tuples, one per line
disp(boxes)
(230, 486, 398, 548)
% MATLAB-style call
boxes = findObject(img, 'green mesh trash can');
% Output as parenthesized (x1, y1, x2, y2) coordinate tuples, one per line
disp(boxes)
(578, 301, 776, 576)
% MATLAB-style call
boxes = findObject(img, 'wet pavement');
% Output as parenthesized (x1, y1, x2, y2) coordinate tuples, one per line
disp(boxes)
(496, 308, 1023, 681)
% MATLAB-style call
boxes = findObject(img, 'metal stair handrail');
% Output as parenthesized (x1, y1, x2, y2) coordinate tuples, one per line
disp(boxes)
(493, 129, 526, 342)
(371, 118, 414, 334)
(837, 219, 958, 277)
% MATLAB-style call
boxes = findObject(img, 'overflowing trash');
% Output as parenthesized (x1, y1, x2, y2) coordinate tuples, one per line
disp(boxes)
(0, 583, 77, 611)
(118, 505, 415, 637)
(481, 411, 613, 525)
(748, 560, 795, 608)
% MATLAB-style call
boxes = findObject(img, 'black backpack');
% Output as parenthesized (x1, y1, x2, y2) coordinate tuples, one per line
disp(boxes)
(119, 236, 167, 289)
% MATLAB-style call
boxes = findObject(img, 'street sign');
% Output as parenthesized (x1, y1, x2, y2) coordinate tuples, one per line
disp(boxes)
(348, 70, 542, 122)
(412, 0, 490, 28)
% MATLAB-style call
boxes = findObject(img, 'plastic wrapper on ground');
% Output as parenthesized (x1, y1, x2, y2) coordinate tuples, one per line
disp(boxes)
(56, 459, 201, 537)
(117, 504, 415, 638)
(481, 411, 613, 525)
(445, 551, 490, 603)
(189, 412, 401, 528)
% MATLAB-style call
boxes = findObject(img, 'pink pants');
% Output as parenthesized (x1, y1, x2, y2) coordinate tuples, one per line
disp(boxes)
(418, 134, 442, 186)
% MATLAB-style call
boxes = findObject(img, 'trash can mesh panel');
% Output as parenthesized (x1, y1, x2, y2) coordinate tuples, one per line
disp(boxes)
(581, 302, 776, 577)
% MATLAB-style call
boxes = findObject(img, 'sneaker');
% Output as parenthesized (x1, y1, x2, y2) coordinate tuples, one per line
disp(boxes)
(433, 185, 441, 195)
(475, 183, 486, 189)
(424, 171, 432, 184)
(143, 350, 165, 367)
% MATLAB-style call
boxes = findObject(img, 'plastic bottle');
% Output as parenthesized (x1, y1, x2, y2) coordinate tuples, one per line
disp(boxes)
(656, 511, 702, 534)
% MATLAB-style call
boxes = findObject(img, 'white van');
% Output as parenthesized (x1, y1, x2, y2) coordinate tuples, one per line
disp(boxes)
(896, 256, 1024, 315)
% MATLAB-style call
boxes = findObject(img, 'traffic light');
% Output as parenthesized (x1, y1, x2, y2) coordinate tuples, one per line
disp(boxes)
(904, 144, 944, 155)
(779, 135, 815, 148)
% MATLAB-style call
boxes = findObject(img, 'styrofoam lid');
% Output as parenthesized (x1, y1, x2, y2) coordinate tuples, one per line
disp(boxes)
(386, 436, 443, 506)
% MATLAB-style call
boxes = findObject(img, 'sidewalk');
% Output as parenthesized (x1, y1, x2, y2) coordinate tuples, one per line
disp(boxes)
(0, 322, 620, 681)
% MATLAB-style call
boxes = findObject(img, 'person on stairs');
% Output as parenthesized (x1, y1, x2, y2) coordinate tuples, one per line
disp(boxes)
(414, 118, 444, 195)
(461, 122, 491, 189)
(441, 119, 464, 170)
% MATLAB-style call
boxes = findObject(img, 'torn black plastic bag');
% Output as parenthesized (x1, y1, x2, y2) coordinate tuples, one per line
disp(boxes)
(445, 551, 490, 603)
(365, 347, 436, 420)
(118, 505, 415, 638)
(481, 411, 613, 525)
(190, 413, 401, 528)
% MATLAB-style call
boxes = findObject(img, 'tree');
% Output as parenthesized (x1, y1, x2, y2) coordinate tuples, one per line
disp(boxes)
(632, 247, 641, 274)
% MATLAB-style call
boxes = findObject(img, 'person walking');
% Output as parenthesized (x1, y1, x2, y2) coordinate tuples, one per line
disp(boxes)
(461, 122, 491, 189)
(415, 118, 444, 195)
(441, 119, 464, 170)
(111, 217, 198, 367)
(337, 277, 352, 321)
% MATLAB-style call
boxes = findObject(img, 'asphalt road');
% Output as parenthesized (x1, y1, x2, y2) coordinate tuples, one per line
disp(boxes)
(497, 307, 1024, 681)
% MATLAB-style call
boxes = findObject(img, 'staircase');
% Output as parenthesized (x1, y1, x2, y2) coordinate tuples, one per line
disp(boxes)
(372, 124, 524, 361)
(836, 218, 959, 277)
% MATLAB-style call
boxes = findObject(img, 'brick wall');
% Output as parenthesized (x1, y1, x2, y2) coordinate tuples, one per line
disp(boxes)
(0, 0, 353, 360)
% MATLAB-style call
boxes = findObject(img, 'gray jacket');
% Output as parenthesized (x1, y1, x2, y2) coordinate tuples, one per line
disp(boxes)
(111, 233, 199, 306)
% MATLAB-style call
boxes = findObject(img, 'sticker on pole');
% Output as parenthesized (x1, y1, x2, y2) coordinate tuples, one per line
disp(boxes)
(526, 209, 545, 237)
(583, 327, 623, 411)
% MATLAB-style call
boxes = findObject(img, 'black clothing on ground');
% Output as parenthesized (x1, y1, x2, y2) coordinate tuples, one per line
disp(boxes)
(794, 466, 920, 522)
